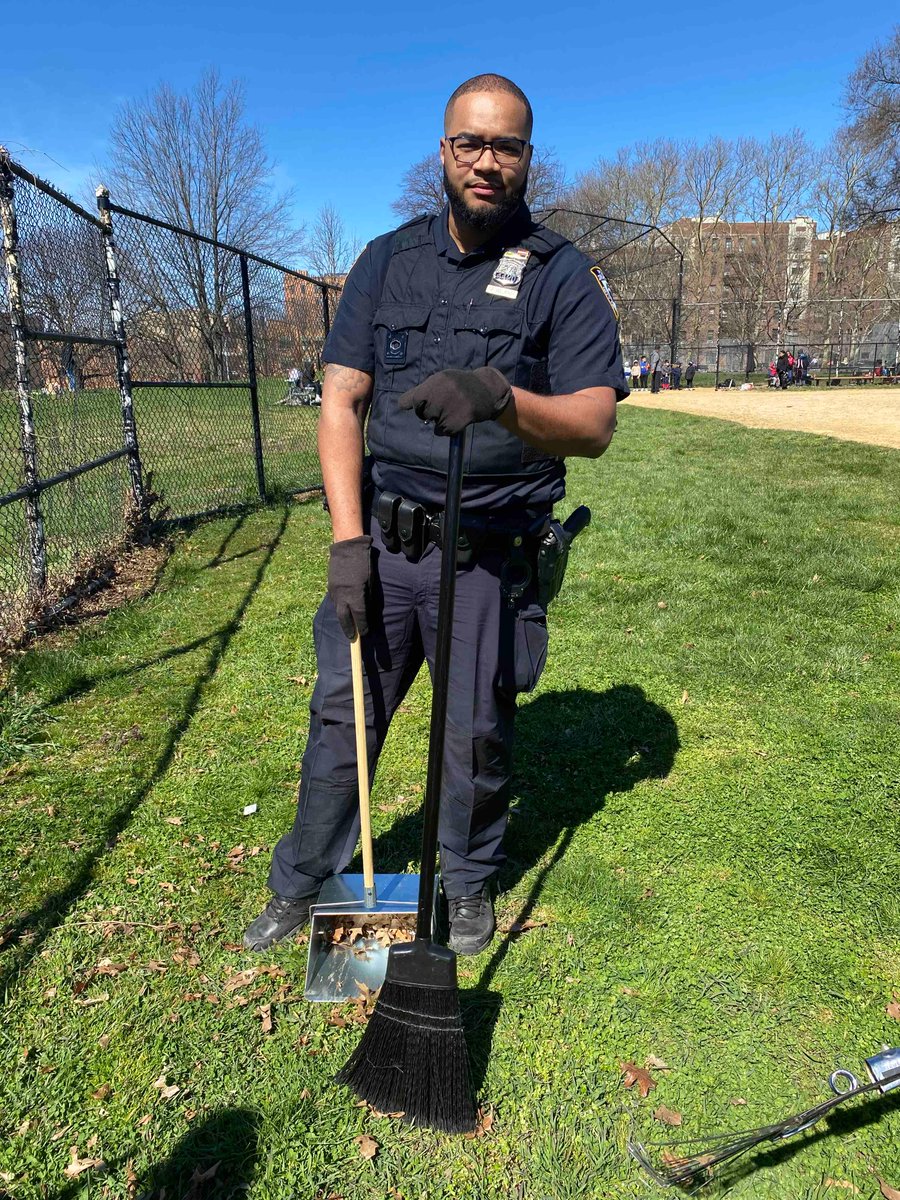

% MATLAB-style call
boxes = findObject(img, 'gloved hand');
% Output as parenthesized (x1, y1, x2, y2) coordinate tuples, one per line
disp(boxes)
(397, 367, 512, 436)
(327, 535, 373, 639)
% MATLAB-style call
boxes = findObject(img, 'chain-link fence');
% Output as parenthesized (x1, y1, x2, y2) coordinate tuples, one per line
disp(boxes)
(0, 153, 338, 644)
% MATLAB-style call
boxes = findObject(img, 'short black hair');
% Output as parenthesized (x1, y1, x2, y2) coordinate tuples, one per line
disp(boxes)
(444, 74, 533, 137)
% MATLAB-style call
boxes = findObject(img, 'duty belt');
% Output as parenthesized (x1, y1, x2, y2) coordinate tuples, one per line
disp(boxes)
(371, 488, 591, 609)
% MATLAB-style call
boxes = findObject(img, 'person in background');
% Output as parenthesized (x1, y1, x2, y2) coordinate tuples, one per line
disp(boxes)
(776, 350, 791, 390)
(639, 355, 649, 389)
(671, 361, 682, 390)
(685, 360, 697, 390)
(630, 359, 641, 390)
(650, 346, 662, 393)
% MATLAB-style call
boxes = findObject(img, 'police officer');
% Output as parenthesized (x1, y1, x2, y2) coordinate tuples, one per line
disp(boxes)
(244, 73, 626, 956)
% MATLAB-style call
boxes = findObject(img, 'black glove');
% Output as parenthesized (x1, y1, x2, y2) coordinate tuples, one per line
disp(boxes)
(327, 535, 373, 639)
(397, 367, 512, 436)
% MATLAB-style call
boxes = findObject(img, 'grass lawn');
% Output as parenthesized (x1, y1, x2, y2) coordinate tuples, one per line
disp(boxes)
(1, 405, 899, 1199)
(0, 382, 321, 618)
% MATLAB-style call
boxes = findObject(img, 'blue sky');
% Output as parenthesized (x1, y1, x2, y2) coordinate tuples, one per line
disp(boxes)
(4, 0, 897, 265)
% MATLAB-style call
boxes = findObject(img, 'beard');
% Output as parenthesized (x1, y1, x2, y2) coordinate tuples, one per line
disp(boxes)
(443, 166, 529, 234)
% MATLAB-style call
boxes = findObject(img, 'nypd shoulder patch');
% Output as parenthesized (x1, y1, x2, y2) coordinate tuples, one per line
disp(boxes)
(589, 266, 620, 322)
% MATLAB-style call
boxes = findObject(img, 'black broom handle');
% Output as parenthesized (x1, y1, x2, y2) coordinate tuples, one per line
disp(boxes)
(416, 427, 466, 938)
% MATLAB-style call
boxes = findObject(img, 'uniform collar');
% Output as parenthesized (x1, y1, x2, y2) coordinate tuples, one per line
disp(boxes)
(433, 202, 550, 264)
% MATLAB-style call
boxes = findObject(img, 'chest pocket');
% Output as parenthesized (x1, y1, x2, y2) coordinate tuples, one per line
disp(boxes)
(452, 304, 525, 374)
(372, 303, 430, 391)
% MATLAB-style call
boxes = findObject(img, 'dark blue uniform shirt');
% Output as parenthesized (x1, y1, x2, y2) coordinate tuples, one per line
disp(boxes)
(322, 203, 627, 513)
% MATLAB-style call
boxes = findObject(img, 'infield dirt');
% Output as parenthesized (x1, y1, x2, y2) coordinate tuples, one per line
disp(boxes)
(623, 385, 900, 449)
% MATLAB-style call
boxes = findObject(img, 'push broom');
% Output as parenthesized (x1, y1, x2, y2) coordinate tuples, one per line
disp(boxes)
(335, 427, 477, 1134)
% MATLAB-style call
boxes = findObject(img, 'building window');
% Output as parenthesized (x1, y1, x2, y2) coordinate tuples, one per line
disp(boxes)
(706, 330, 715, 343)
(725, 238, 733, 251)
(817, 272, 825, 285)
(738, 239, 745, 253)
(818, 251, 828, 263)
(751, 237, 758, 248)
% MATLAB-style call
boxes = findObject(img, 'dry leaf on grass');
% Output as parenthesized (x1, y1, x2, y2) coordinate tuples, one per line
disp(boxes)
(152, 1073, 180, 1101)
(645, 1055, 670, 1070)
(256, 1004, 274, 1034)
(74, 993, 109, 1007)
(64, 1146, 105, 1178)
(653, 1105, 683, 1126)
(164, 816, 184, 825)
(886, 999, 900, 1020)
(464, 1106, 495, 1139)
(729, 1096, 747, 1106)
(91, 1083, 112, 1101)
(825, 1182, 860, 1194)
(224, 968, 259, 992)
(879, 1180, 900, 1200)
(355, 1134, 379, 1160)
(506, 918, 547, 935)
(621, 1062, 657, 1098)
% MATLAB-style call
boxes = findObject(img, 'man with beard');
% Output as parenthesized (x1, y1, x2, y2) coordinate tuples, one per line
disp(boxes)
(244, 74, 625, 956)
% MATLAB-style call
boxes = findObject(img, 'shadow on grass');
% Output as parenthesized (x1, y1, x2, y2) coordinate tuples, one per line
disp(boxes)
(707, 1088, 900, 1192)
(364, 683, 679, 1082)
(49, 1107, 261, 1200)
(0, 508, 289, 999)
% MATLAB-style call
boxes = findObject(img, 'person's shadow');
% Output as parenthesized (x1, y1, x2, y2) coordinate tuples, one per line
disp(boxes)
(367, 683, 680, 1088)
(48, 1107, 260, 1200)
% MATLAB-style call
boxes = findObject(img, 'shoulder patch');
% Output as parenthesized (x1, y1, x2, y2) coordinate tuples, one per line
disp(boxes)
(589, 266, 620, 322)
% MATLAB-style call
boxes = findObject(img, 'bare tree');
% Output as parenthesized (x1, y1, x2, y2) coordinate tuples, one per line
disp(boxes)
(391, 146, 565, 221)
(303, 203, 361, 279)
(844, 25, 900, 222)
(391, 153, 445, 221)
(105, 70, 302, 380)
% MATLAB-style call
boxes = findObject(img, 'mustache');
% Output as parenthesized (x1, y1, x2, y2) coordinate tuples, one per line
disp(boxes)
(442, 166, 529, 232)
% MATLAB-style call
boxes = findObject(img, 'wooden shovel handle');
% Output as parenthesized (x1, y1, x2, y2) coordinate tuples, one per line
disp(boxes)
(350, 629, 374, 892)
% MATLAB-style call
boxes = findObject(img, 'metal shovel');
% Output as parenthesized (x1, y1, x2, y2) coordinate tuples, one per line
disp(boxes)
(304, 628, 420, 1002)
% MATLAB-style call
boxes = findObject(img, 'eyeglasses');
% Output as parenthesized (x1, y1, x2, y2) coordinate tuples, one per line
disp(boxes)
(446, 135, 530, 166)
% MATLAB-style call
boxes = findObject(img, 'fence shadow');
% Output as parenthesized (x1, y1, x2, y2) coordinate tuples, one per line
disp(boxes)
(0, 507, 289, 999)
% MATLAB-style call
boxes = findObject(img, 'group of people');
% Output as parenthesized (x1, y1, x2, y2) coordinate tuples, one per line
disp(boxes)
(628, 352, 697, 392)
(769, 349, 811, 388)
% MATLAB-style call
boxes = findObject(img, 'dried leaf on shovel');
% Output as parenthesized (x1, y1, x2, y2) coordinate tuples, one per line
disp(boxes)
(621, 1061, 657, 1098)
(355, 1134, 379, 1160)
(64, 1146, 105, 1177)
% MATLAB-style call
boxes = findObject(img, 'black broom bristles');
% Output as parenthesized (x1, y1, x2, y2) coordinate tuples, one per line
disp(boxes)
(336, 941, 476, 1134)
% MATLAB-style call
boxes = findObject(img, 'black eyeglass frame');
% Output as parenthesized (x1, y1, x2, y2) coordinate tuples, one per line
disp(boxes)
(445, 136, 532, 166)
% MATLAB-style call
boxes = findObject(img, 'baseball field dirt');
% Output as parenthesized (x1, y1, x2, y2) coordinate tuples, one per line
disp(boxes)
(624, 385, 900, 449)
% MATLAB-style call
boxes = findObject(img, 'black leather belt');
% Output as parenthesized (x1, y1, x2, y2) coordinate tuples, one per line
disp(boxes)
(373, 487, 548, 567)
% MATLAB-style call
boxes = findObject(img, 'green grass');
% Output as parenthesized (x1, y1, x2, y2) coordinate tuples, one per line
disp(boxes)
(1, 406, 899, 1199)
(0, 382, 321, 636)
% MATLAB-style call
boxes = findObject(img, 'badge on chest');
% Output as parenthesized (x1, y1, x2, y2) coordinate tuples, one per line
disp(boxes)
(486, 248, 531, 300)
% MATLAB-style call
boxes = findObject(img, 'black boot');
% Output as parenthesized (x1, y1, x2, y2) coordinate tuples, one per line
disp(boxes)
(447, 881, 496, 956)
(243, 893, 317, 952)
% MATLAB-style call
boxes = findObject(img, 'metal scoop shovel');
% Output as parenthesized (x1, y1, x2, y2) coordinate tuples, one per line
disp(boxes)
(304, 628, 419, 1002)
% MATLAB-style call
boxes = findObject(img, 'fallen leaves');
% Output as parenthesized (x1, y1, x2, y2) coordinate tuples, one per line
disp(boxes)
(152, 1073, 180, 1101)
(886, 993, 900, 1020)
(64, 1145, 105, 1178)
(879, 1180, 900, 1200)
(506, 918, 547, 935)
(621, 1062, 657, 1098)
(256, 1004, 274, 1034)
(644, 1055, 670, 1071)
(825, 1182, 860, 1194)
(653, 1105, 682, 1127)
(464, 1107, 495, 1139)
(327, 919, 416, 951)
(355, 1134, 379, 1160)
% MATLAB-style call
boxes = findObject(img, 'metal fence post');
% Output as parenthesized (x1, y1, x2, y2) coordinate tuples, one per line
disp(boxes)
(714, 343, 721, 390)
(0, 150, 47, 593)
(95, 185, 148, 527)
(321, 284, 331, 337)
(239, 252, 267, 501)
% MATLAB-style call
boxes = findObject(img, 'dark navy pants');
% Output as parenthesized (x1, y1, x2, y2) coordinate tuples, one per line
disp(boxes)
(268, 514, 549, 901)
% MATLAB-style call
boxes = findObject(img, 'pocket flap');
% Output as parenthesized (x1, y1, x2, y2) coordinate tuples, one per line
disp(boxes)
(373, 303, 430, 331)
(453, 304, 523, 335)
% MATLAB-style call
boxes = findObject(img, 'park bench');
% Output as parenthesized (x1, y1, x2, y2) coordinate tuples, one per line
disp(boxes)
(824, 374, 899, 386)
